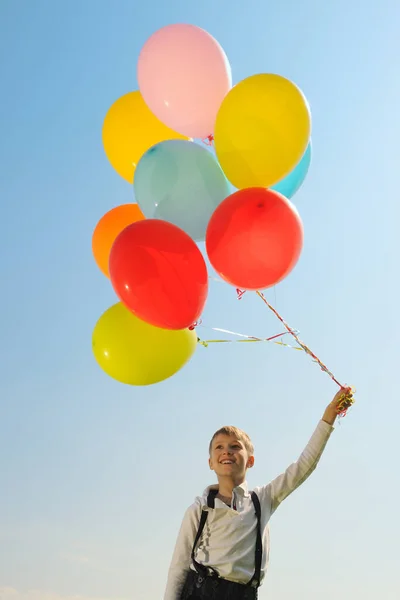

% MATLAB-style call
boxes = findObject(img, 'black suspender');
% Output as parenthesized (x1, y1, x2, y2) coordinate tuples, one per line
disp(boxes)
(191, 489, 219, 578)
(248, 491, 262, 587)
(191, 489, 262, 588)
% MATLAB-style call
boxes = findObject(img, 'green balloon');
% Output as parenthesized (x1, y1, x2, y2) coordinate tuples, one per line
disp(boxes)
(134, 140, 231, 241)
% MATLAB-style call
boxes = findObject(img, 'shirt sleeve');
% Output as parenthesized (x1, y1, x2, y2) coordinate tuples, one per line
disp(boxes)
(164, 500, 201, 600)
(265, 420, 334, 513)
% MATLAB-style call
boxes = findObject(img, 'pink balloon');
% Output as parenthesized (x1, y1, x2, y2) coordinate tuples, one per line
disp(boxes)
(137, 24, 232, 139)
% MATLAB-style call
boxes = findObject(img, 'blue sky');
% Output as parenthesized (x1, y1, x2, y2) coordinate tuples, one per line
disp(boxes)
(1, 0, 399, 599)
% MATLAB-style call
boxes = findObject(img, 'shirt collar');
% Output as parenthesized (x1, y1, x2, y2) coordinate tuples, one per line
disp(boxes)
(203, 480, 250, 498)
(237, 480, 250, 497)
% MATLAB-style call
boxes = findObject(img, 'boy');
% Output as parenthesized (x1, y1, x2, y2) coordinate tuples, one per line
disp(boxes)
(164, 387, 351, 599)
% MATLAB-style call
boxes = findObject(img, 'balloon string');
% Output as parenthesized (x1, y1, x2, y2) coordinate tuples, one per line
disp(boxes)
(255, 291, 355, 415)
(202, 326, 298, 342)
(197, 338, 303, 349)
(195, 320, 302, 350)
(197, 331, 302, 350)
(256, 291, 343, 385)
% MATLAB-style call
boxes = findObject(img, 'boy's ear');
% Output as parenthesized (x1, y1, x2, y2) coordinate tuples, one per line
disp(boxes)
(247, 455, 255, 469)
(209, 457, 214, 470)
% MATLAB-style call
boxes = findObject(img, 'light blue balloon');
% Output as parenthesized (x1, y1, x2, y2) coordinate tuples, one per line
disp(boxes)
(271, 142, 312, 199)
(134, 140, 231, 241)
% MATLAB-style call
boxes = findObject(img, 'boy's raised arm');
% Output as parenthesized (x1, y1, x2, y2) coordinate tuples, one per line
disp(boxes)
(264, 388, 350, 513)
(164, 501, 200, 600)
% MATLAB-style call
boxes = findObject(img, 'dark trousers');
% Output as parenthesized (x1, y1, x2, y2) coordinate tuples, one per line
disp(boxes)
(180, 570, 258, 600)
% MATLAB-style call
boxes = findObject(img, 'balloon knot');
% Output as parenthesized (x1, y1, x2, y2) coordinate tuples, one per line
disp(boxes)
(236, 289, 246, 300)
(189, 319, 202, 330)
(202, 134, 214, 146)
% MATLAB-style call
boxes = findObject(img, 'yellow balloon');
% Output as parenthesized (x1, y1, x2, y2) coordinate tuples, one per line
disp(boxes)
(102, 92, 188, 183)
(214, 74, 311, 189)
(92, 303, 197, 386)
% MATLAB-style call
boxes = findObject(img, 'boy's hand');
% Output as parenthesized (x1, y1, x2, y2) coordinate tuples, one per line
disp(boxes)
(322, 387, 353, 425)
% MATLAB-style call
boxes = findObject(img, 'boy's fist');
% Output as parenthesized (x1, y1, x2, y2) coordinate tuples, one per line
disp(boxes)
(323, 387, 353, 425)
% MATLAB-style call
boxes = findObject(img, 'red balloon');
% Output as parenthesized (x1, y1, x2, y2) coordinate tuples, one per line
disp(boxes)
(109, 219, 208, 329)
(206, 188, 303, 290)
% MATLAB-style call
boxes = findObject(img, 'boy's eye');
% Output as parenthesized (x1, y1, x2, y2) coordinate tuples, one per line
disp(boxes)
(216, 443, 241, 450)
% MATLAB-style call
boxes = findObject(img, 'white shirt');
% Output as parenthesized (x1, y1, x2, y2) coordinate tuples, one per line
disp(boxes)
(164, 420, 333, 599)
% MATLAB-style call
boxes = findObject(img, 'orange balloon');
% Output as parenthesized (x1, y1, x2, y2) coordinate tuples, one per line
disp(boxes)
(92, 204, 145, 277)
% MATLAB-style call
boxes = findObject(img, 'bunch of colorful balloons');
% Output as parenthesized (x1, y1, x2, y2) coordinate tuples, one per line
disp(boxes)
(92, 23, 312, 386)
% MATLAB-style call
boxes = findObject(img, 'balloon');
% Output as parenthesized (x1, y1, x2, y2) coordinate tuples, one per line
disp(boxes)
(92, 302, 197, 386)
(214, 74, 311, 189)
(271, 142, 312, 199)
(134, 140, 231, 241)
(137, 24, 232, 138)
(109, 219, 208, 329)
(92, 204, 145, 277)
(206, 188, 303, 290)
(102, 91, 188, 183)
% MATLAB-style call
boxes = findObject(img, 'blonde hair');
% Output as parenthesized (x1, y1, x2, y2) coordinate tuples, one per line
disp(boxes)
(209, 426, 254, 456)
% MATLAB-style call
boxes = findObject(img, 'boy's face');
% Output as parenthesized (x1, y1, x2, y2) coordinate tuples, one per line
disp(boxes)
(208, 434, 254, 483)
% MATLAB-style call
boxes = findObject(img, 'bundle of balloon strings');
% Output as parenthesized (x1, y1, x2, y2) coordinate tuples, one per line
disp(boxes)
(197, 289, 355, 418)
(255, 291, 354, 416)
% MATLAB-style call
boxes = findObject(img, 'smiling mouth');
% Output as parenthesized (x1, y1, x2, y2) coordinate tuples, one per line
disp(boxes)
(220, 460, 235, 465)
